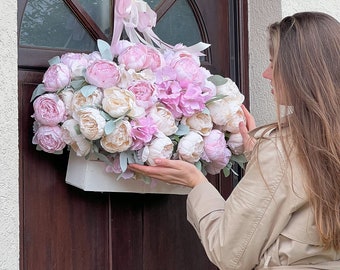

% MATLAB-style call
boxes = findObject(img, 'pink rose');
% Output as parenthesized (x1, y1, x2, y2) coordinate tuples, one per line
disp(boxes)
(128, 81, 158, 110)
(202, 129, 231, 175)
(33, 93, 66, 126)
(85, 59, 120, 88)
(43, 63, 71, 92)
(118, 43, 148, 71)
(32, 125, 66, 153)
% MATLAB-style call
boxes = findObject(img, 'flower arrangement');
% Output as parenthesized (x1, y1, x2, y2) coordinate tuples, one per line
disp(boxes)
(30, 0, 247, 184)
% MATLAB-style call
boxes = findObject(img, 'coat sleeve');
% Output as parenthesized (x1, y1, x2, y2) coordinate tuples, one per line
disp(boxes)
(186, 137, 304, 270)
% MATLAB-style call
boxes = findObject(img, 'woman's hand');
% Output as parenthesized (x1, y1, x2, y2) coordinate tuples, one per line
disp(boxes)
(239, 105, 256, 153)
(128, 159, 208, 188)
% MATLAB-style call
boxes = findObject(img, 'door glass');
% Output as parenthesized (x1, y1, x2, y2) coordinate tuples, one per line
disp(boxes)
(146, 0, 162, 10)
(19, 0, 112, 51)
(77, 0, 113, 38)
(150, 0, 201, 46)
(20, 0, 201, 51)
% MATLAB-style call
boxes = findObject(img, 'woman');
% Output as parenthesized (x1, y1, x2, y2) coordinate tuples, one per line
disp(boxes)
(129, 12, 340, 269)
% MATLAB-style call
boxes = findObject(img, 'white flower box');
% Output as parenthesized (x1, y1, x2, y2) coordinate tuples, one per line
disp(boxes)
(65, 150, 191, 194)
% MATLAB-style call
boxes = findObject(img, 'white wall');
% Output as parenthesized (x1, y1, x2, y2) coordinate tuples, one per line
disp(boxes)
(1, 1, 339, 269)
(248, 0, 340, 126)
(0, 1, 19, 270)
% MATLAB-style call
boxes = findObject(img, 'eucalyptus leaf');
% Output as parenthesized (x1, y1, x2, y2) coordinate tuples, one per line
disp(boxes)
(48, 56, 61, 66)
(105, 120, 116, 135)
(230, 154, 247, 169)
(97, 39, 113, 61)
(30, 84, 46, 102)
(95, 152, 112, 165)
(119, 152, 128, 172)
(205, 94, 227, 105)
(71, 79, 86, 90)
(223, 167, 231, 178)
(195, 161, 202, 171)
(80, 85, 97, 97)
(207, 74, 228, 86)
(100, 110, 113, 121)
(175, 124, 190, 136)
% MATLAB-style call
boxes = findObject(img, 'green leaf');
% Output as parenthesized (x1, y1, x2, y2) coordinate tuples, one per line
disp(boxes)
(207, 75, 228, 86)
(48, 56, 61, 66)
(95, 152, 112, 165)
(119, 152, 128, 172)
(230, 154, 247, 169)
(205, 94, 227, 105)
(80, 85, 97, 97)
(30, 84, 46, 102)
(175, 124, 190, 136)
(71, 79, 86, 90)
(97, 39, 113, 61)
(100, 110, 113, 121)
(223, 167, 231, 177)
(195, 161, 202, 171)
(105, 120, 116, 135)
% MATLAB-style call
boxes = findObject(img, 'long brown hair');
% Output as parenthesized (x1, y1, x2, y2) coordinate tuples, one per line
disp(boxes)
(267, 12, 340, 249)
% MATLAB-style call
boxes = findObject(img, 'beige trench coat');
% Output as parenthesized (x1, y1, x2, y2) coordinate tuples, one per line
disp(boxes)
(186, 128, 340, 269)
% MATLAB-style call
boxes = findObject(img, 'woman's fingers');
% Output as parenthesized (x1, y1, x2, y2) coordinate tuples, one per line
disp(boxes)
(128, 159, 207, 188)
(239, 121, 256, 153)
(241, 104, 256, 131)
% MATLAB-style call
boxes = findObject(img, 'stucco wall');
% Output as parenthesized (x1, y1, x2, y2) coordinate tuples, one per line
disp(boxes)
(249, 0, 340, 126)
(0, 1, 19, 270)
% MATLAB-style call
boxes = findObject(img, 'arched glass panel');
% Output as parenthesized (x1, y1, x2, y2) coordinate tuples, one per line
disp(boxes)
(78, 0, 113, 38)
(151, 0, 201, 46)
(20, 0, 201, 51)
(146, 0, 162, 10)
(19, 0, 112, 51)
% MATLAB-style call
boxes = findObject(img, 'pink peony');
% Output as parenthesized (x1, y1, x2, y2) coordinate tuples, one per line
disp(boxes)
(33, 93, 66, 126)
(130, 116, 158, 150)
(179, 84, 206, 117)
(60, 52, 89, 78)
(144, 46, 164, 71)
(118, 43, 148, 71)
(32, 125, 66, 153)
(85, 59, 120, 88)
(157, 80, 182, 118)
(128, 81, 158, 110)
(202, 129, 231, 175)
(43, 63, 71, 92)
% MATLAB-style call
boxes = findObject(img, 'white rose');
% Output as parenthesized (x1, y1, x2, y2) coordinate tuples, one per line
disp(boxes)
(142, 135, 174, 166)
(227, 132, 244, 155)
(100, 120, 133, 153)
(149, 104, 178, 136)
(177, 131, 204, 163)
(77, 107, 106, 140)
(62, 119, 91, 156)
(102, 87, 145, 119)
(181, 112, 213, 136)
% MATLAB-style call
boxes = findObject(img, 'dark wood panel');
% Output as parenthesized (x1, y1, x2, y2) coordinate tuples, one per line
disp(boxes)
(19, 70, 111, 270)
(142, 194, 218, 269)
(110, 194, 143, 270)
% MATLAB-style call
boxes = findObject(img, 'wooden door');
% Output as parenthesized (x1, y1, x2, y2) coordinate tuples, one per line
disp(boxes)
(18, 1, 248, 269)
